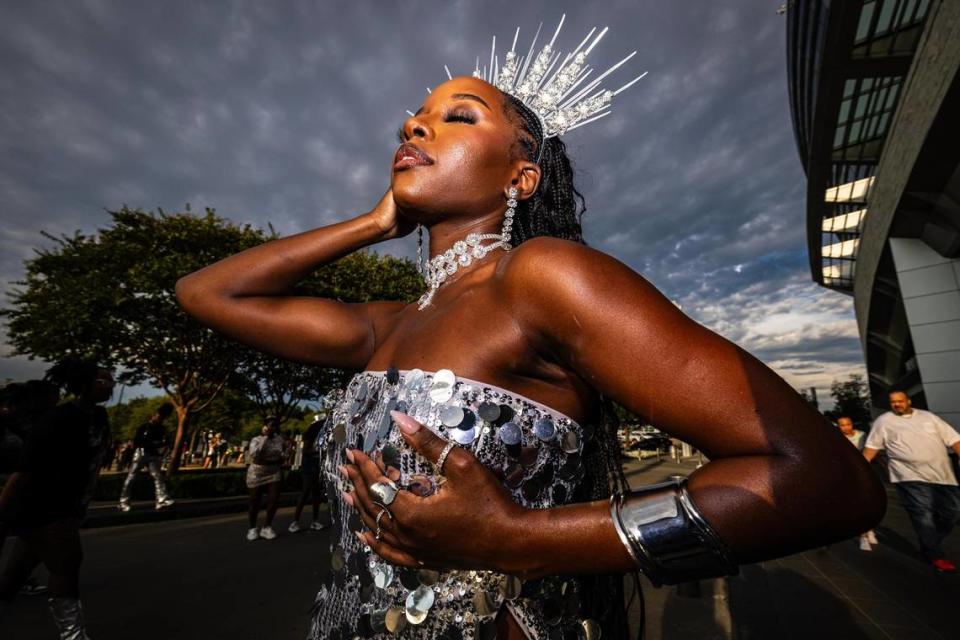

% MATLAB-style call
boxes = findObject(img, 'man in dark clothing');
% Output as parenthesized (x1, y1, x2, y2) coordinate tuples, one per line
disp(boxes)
(117, 403, 175, 512)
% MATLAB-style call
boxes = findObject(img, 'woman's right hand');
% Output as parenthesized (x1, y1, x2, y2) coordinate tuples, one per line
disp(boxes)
(367, 189, 416, 240)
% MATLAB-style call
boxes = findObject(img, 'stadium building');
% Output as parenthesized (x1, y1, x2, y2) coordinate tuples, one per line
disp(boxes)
(787, 0, 960, 426)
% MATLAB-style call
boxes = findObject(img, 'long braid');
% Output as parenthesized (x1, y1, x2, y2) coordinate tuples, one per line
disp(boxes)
(501, 91, 643, 638)
(501, 94, 587, 245)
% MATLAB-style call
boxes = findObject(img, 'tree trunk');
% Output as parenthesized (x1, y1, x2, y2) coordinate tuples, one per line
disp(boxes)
(169, 405, 191, 473)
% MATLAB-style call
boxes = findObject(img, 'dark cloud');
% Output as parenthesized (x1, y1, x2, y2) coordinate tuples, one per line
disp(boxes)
(0, 1, 864, 403)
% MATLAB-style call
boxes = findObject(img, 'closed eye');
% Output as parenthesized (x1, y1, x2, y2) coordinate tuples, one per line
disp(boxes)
(444, 110, 476, 124)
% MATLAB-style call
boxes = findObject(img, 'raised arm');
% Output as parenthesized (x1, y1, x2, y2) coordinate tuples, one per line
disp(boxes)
(175, 190, 411, 369)
(507, 238, 885, 564)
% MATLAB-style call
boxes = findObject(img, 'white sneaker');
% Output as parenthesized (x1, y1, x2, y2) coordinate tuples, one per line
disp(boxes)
(260, 526, 277, 540)
(859, 537, 872, 551)
(288, 521, 301, 533)
(310, 520, 329, 531)
(246, 527, 260, 542)
(865, 530, 878, 545)
(155, 498, 175, 510)
(117, 503, 131, 512)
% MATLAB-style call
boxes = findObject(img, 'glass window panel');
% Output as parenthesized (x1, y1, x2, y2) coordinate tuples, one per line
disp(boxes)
(918, 0, 931, 19)
(849, 120, 864, 144)
(886, 83, 900, 108)
(900, 0, 919, 26)
(844, 79, 857, 98)
(864, 115, 879, 138)
(877, 112, 890, 134)
(892, 26, 921, 53)
(856, 2, 876, 42)
(875, 0, 896, 34)
(838, 99, 851, 123)
(855, 94, 869, 119)
(874, 87, 889, 113)
(834, 125, 847, 148)
(863, 78, 874, 91)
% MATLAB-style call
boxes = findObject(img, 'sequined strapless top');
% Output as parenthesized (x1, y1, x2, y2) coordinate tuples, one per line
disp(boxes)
(309, 369, 603, 640)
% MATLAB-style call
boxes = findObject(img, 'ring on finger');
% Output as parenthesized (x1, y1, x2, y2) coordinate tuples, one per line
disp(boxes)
(375, 505, 393, 540)
(434, 440, 456, 476)
(370, 479, 399, 506)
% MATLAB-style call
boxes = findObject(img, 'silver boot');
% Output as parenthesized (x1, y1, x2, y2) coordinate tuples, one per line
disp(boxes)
(48, 597, 92, 640)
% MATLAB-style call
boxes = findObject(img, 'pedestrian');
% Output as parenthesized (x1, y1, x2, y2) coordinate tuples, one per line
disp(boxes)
(288, 415, 329, 533)
(0, 358, 114, 639)
(117, 403, 175, 512)
(118, 441, 135, 471)
(864, 391, 960, 571)
(837, 416, 877, 551)
(245, 417, 285, 541)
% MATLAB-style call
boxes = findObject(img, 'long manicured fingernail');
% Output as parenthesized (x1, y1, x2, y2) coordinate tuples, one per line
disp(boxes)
(391, 411, 420, 434)
(338, 465, 349, 477)
(345, 449, 355, 463)
(355, 531, 367, 545)
(341, 491, 354, 506)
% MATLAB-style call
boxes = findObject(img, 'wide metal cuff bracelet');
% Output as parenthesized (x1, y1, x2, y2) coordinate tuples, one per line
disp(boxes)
(610, 478, 738, 587)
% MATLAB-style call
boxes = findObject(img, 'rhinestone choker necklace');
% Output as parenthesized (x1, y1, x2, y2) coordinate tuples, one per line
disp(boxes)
(417, 233, 508, 310)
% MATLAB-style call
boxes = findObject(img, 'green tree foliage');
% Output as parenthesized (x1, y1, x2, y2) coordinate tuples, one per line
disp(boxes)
(4, 207, 264, 470)
(824, 374, 873, 430)
(4, 206, 424, 471)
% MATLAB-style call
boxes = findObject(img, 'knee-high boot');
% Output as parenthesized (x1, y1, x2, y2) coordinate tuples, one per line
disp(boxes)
(48, 597, 91, 640)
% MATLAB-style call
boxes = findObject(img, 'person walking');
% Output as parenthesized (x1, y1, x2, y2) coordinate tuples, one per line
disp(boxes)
(0, 358, 114, 640)
(288, 415, 329, 533)
(837, 416, 877, 551)
(864, 391, 960, 571)
(245, 418, 285, 541)
(117, 404, 175, 512)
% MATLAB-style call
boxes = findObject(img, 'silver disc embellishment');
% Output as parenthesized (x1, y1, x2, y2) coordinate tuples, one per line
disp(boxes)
(405, 585, 436, 625)
(477, 401, 500, 422)
(417, 568, 440, 586)
(371, 608, 389, 633)
(382, 443, 401, 469)
(498, 422, 522, 446)
(372, 563, 394, 589)
(561, 430, 581, 454)
(404, 368, 425, 392)
(355, 379, 368, 401)
(440, 405, 465, 427)
(429, 369, 456, 403)
(452, 427, 476, 445)
(534, 418, 556, 442)
(386, 367, 400, 384)
(385, 607, 407, 634)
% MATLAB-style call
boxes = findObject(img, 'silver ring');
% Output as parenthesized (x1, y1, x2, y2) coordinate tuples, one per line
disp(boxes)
(434, 441, 456, 476)
(369, 480, 399, 506)
(375, 505, 393, 540)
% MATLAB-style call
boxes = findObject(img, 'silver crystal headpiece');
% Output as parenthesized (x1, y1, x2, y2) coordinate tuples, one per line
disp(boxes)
(418, 14, 648, 141)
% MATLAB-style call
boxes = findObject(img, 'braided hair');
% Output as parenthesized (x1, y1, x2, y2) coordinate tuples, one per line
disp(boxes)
(500, 93, 586, 245)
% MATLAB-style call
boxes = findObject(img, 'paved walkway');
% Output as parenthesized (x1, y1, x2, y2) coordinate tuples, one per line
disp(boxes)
(626, 457, 960, 640)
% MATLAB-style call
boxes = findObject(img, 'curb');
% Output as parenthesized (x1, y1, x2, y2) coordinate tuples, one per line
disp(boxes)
(82, 492, 319, 529)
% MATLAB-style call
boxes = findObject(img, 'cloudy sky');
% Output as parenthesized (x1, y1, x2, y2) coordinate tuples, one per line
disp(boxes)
(0, 0, 864, 406)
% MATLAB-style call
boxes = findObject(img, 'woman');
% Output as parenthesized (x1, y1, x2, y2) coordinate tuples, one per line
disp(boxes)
(245, 418, 286, 541)
(0, 359, 114, 640)
(176, 24, 884, 639)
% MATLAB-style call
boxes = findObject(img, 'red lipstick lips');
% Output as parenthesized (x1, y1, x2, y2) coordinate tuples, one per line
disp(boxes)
(394, 143, 434, 170)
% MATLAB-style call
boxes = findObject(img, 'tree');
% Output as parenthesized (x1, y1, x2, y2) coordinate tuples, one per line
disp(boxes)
(3, 207, 265, 471)
(824, 374, 873, 429)
(4, 207, 425, 471)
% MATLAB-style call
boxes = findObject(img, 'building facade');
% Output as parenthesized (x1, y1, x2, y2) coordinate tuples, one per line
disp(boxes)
(787, 0, 960, 426)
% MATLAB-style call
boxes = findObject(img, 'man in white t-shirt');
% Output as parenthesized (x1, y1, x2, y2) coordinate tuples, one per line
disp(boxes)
(864, 391, 960, 572)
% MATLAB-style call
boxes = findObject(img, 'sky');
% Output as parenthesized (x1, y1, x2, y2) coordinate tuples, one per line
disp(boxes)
(0, 0, 865, 408)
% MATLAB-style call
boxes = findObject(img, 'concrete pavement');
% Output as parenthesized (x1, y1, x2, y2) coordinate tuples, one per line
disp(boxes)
(2, 456, 958, 639)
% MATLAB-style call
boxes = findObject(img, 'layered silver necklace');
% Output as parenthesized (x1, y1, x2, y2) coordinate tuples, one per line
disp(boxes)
(416, 188, 517, 311)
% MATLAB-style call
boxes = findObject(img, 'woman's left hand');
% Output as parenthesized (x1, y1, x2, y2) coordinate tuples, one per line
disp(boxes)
(341, 411, 530, 572)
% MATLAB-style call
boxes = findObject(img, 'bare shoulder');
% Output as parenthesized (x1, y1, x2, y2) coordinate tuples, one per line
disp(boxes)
(498, 236, 668, 316)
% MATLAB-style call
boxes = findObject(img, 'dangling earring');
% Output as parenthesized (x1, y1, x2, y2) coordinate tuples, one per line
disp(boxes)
(416, 224, 425, 277)
(501, 186, 518, 249)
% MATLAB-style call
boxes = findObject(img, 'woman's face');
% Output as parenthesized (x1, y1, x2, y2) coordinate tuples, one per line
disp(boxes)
(391, 77, 523, 222)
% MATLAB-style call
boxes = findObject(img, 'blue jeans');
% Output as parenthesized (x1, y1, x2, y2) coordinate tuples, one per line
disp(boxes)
(895, 481, 960, 560)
